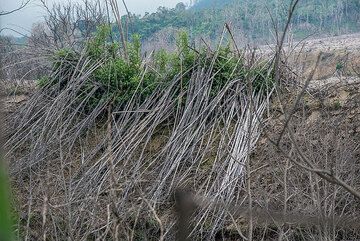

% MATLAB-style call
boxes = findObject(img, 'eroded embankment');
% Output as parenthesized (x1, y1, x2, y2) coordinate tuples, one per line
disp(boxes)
(3, 33, 360, 239)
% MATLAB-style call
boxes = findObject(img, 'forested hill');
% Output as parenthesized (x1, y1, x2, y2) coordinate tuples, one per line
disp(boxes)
(191, 0, 235, 9)
(127, 0, 360, 45)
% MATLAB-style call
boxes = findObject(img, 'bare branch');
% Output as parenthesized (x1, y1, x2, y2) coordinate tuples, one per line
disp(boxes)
(0, 0, 31, 16)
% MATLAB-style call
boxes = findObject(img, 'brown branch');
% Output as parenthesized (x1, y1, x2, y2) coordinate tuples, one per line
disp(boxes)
(274, 0, 301, 83)
(109, 0, 128, 60)
(276, 52, 322, 146)
(225, 23, 241, 56)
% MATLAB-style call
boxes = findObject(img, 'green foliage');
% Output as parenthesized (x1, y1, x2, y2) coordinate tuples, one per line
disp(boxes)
(126, 0, 360, 43)
(87, 29, 158, 107)
(53, 48, 77, 69)
(154, 32, 273, 96)
(92, 57, 145, 106)
(168, 31, 196, 79)
(333, 100, 342, 110)
(128, 34, 142, 67)
(154, 49, 169, 74)
(87, 25, 119, 59)
(47, 48, 78, 90)
(40, 27, 273, 112)
(0, 161, 14, 241)
(336, 62, 344, 71)
(36, 76, 50, 88)
(193, 0, 234, 9)
(209, 45, 240, 95)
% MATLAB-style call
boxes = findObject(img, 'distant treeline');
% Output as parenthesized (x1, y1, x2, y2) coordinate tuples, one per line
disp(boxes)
(119, 0, 360, 44)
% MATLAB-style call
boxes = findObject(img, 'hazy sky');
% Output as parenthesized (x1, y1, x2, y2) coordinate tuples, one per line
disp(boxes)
(0, 0, 191, 36)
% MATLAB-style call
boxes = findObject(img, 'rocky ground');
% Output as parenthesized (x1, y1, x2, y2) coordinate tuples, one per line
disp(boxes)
(260, 33, 360, 84)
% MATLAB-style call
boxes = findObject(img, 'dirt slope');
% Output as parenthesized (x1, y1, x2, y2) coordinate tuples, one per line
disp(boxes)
(2, 33, 360, 240)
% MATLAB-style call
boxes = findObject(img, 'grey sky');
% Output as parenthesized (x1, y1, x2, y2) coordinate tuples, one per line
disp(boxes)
(0, 0, 191, 36)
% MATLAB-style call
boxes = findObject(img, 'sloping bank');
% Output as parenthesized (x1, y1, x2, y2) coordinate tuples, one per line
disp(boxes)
(5, 27, 280, 239)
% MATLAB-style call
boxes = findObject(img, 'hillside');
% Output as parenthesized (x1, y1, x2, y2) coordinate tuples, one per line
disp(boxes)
(3, 33, 360, 240)
(2, 0, 360, 240)
(128, 0, 360, 47)
(191, 0, 234, 9)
